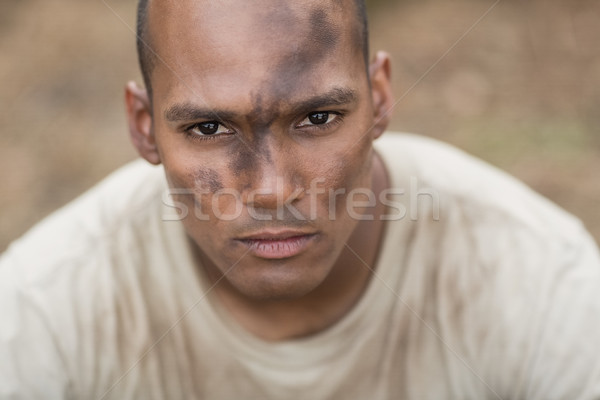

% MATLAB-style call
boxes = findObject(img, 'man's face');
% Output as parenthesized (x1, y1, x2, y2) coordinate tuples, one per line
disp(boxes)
(139, 0, 388, 300)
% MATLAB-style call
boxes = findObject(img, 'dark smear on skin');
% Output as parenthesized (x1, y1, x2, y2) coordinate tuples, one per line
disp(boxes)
(228, 140, 259, 174)
(230, 93, 274, 176)
(246, 93, 279, 145)
(194, 168, 224, 192)
(309, 8, 340, 51)
(231, 4, 343, 178)
(267, 6, 341, 101)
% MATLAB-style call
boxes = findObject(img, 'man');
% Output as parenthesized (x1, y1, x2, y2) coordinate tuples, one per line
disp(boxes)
(1, 0, 599, 398)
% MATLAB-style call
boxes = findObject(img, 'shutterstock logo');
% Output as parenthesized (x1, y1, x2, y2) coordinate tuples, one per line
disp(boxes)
(162, 176, 440, 222)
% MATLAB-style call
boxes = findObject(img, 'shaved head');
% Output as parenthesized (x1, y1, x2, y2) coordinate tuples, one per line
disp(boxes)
(135, 0, 369, 99)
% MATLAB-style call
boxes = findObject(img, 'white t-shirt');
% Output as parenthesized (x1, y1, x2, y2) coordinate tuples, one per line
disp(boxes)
(1, 133, 599, 399)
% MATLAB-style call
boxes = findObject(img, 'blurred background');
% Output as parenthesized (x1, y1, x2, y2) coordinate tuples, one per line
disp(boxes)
(0, 0, 598, 251)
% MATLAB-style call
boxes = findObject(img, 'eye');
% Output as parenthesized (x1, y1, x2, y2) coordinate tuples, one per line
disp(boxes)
(187, 121, 233, 137)
(298, 111, 339, 128)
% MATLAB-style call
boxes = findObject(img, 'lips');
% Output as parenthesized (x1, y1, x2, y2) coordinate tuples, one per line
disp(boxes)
(235, 230, 318, 259)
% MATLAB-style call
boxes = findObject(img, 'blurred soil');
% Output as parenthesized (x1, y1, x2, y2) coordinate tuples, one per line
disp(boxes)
(0, 0, 598, 250)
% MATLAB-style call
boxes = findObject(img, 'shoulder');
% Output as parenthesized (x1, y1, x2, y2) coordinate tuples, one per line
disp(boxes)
(374, 132, 586, 244)
(0, 159, 167, 287)
(374, 132, 599, 327)
(375, 133, 600, 397)
(0, 160, 173, 396)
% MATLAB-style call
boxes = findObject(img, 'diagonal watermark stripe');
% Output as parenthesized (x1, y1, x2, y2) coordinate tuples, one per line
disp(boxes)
(345, 0, 502, 156)
(97, 247, 253, 400)
(344, 243, 505, 400)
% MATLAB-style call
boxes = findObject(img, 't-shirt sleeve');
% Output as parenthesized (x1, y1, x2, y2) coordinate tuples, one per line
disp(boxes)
(0, 252, 72, 400)
(504, 229, 600, 399)
(439, 209, 600, 398)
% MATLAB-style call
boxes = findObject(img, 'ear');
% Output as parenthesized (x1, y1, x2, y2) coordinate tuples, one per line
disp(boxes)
(125, 81, 161, 165)
(369, 51, 393, 139)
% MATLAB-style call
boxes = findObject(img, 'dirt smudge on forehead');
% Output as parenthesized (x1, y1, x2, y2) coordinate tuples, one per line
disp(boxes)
(266, 5, 342, 100)
(242, 4, 344, 131)
(308, 7, 341, 52)
(229, 2, 346, 178)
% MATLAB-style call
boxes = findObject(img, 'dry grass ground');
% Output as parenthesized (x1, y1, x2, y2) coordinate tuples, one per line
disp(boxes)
(1, 0, 598, 251)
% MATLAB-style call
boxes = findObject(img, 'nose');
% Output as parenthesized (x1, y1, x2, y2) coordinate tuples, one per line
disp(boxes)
(243, 148, 304, 211)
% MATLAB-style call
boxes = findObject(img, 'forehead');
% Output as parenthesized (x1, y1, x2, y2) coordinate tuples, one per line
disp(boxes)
(147, 0, 365, 107)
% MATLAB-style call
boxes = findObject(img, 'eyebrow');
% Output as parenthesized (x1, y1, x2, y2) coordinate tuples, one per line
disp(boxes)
(163, 87, 358, 123)
(164, 104, 237, 123)
(293, 87, 359, 114)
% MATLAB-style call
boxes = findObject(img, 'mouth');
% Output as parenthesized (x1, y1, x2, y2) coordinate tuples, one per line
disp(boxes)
(235, 230, 319, 259)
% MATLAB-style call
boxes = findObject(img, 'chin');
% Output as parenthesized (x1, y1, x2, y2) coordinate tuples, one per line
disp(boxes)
(226, 259, 331, 301)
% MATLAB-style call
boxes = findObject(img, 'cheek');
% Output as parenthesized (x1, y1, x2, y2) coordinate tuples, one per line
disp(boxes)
(165, 165, 240, 260)
(165, 164, 223, 202)
(300, 101, 375, 193)
(163, 159, 233, 225)
(194, 168, 224, 192)
(307, 143, 374, 214)
(191, 169, 243, 220)
(327, 134, 373, 186)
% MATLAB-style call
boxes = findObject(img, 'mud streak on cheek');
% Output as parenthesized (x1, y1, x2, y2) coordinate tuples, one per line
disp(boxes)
(194, 168, 224, 192)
